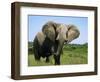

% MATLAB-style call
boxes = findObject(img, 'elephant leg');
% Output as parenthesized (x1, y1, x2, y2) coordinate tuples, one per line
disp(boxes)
(34, 49, 41, 61)
(35, 54, 41, 61)
(53, 41, 64, 65)
(54, 54, 60, 65)
(46, 57, 50, 63)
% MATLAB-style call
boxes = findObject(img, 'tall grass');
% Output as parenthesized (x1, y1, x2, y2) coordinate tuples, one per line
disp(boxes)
(28, 42, 88, 66)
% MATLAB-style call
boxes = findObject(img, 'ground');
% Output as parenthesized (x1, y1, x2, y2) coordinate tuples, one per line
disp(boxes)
(28, 42, 88, 66)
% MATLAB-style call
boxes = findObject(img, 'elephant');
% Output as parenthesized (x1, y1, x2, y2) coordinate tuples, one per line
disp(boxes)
(33, 21, 80, 65)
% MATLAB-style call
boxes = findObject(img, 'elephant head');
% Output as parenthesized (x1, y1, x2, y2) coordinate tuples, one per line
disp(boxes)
(42, 21, 80, 43)
(56, 24, 68, 41)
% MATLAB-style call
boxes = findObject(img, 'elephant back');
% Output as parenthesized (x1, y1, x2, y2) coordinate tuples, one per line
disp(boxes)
(36, 32, 46, 46)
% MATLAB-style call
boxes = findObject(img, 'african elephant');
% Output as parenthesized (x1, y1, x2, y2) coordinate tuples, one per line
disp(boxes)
(33, 21, 80, 65)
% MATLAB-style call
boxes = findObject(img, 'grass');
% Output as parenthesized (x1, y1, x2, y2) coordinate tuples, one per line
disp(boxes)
(28, 43, 88, 66)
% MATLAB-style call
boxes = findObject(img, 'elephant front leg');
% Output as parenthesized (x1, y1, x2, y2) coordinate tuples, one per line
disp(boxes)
(53, 41, 64, 65)
(54, 54, 60, 65)
(45, 57, 49, 63)
(53, 46, 61, 65)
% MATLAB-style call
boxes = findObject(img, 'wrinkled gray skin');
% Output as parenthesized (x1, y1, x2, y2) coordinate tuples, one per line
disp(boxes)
(33, 21, 80, 65)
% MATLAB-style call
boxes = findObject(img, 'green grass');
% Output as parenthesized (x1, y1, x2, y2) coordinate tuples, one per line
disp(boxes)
(28, 43, 88, 66)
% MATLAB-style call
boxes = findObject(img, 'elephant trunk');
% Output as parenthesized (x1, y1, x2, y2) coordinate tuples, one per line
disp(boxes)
(54, 40, 65, 65)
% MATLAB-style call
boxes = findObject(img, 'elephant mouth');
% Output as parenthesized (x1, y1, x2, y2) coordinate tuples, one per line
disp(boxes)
(64, 40, 68, 44)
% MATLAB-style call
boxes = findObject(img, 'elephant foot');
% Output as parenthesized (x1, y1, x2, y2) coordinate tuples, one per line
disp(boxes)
(54, 55, 60, 65)
(55, 61, 60, 65)
(35, 56, 41, 61)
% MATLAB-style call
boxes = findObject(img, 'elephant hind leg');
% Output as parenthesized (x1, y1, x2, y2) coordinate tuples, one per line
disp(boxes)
(34, 53, 41, 61)
(35, 55, 41, 61)
(33, 47, 41, 61)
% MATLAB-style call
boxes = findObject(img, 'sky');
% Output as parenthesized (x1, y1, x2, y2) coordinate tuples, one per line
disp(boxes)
(28, 15, 88, 44)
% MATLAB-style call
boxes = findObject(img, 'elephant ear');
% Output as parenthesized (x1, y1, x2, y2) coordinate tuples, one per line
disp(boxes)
(67, 24, 80, 43)
(42, 21, 58, 42)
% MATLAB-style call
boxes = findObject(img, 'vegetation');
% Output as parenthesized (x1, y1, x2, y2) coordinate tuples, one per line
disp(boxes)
(28, 42, 88, 66)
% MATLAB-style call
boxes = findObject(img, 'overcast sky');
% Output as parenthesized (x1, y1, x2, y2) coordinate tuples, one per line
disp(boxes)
(28, 15, 88, 44)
